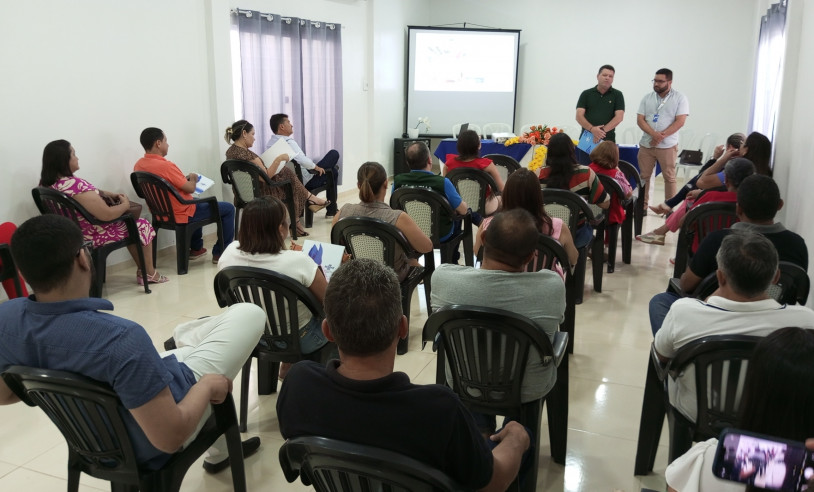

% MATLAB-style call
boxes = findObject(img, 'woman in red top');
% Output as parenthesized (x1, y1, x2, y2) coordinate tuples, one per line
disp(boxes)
(588, 141, 633, 225)
(443, 129, 504, 214)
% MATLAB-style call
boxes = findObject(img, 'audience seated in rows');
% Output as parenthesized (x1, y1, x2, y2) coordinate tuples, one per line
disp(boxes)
(217, 196, 331, 379)
(649, 132, 745, 216)
(538, 132, 610, 249)
(225, 119, 329, 236)
(696, 131, 773, 189)
(267, 113, 340, 217)
(636, 157, 755, 246)
(0, 222, 28, 298)
(41, 139, 167, 285)
(475, 168, 579, 275)
(666, 327, 814, 492)
(653, 230, 814, 423)
(277, 258, 532, 491)
(649, 175, 808, 334)
(331, 161, 431, 281)
(393, 141, 469, 241)
(588, 141, 634, 226)
(134, 127, 235, 263)
(432, 209, 566, 427)
(0, 214, 264, 473)
(443, 129, 504, 215)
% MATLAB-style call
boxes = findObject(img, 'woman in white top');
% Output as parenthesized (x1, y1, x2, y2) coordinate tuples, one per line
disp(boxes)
(666, 327, 814, 492)
(217, 196, 329, 375)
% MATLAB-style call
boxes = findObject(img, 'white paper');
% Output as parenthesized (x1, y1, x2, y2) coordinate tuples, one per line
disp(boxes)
(260, 138, 296, 176)
(302, 240, 346, 281)
(194, 174, 214, 195)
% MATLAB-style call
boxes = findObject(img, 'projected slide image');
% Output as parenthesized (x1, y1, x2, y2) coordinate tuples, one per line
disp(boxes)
(414, 31, 515, 93)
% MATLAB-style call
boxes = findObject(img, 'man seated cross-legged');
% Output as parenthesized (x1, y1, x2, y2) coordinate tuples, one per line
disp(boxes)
(276, 258, 531, 491)
(0, 214, 265, 473)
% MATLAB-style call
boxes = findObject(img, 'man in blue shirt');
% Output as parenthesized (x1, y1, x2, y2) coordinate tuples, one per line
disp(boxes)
(393, 141, 469, 241)
(267, 113, 340, 216)
(0, 215, 265, 473)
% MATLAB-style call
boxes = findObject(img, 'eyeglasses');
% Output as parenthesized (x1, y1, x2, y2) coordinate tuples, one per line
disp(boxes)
(76, 240, 93, 257)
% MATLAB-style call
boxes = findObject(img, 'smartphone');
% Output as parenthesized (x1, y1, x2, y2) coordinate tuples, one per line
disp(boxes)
(712, 428, 814, 491)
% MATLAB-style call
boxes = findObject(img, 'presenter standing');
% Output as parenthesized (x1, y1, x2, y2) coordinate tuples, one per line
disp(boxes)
(636, 68, 689, 207)
(575, 65, 625, 164)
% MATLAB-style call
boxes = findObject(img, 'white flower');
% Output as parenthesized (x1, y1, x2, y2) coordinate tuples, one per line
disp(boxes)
(415, 117, 431, 130)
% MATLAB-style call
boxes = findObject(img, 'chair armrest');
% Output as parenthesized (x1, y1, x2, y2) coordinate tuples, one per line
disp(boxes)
(650, 343, 669, 381)
(667, 278, 687, 297)
(551, 331, 568, 367)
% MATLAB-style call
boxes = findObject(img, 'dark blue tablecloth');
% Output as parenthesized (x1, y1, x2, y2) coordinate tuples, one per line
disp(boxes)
(433, 139, 531, 163)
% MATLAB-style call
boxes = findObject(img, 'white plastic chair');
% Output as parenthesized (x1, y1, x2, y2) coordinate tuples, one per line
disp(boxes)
(482, 123, 512, 137)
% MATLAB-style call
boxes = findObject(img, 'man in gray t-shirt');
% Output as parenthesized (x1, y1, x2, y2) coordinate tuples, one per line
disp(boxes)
(431, 209, 566, 404)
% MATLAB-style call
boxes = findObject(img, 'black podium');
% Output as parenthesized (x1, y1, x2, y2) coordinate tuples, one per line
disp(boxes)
(393, 137, 431, 176)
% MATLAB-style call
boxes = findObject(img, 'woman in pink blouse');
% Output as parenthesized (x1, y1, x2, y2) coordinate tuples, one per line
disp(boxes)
(40, 140, 167, 285)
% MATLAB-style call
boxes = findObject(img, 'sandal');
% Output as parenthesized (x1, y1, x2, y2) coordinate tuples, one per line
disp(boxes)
(307, 197, 331, 214)
(137, 271, 170, 286)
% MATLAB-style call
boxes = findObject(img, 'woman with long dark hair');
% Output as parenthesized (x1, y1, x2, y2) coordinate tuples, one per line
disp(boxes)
(475, 168, 578, 269)
(666, 327, 814, 491)
(537, 132, 610, 248)
(40, 139, 167, 285)
(696, 131, 772, 191)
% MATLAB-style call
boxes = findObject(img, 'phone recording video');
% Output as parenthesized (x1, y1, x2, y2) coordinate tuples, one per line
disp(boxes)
(713, 429, 814, 491)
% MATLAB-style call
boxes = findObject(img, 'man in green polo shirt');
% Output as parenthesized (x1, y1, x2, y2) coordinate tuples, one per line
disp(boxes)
(576, 64, 625, 144)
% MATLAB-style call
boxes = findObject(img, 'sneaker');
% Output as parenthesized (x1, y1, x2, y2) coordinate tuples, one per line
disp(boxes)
(212, 255, 220, 265)
(636, 232, 665, 245)
(202, 437, 261, 474)
(189, 247, 207, 260)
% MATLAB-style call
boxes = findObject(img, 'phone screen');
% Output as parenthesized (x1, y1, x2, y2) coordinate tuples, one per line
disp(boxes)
(713, 429, 814, 491)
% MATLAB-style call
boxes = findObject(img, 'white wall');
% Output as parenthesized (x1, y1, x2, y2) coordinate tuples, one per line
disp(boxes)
(426, 0, 760, 145)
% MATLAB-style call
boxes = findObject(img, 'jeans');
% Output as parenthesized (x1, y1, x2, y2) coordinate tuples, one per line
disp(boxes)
(574, 224, 594, 249)
(649, 291, 681, 336)
(474, 414, 535, 489)
(305, 150, 340, 215)
(190, 201, 235, 256)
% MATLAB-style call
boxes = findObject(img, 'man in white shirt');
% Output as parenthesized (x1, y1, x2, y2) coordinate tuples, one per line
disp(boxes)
(267, 113, 340, 216)
(636, 68, 690, 207)
(654, 230, 814, 422)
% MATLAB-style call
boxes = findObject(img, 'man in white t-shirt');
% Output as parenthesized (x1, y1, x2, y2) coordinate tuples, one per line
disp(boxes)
(654, 230, 814, 422)
(636, 68, 690, 207)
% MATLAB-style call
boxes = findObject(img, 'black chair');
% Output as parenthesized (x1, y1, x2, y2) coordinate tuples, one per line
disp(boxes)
(291, 159, 335, 228)
(390, 187, 474, 309)
(446, 167, 501, 217)
(130, 172, 224, 275)
(595, 174, 633, 274)
(331, 217, 429, 355)
(669, 260, 810, 306)
(0, 243, 25, 298)
(672, 201, 738, 278)
(31, 187, 150, 296)
(527, 234, 577, 354)
(220, 159, 296, 239)
(540, 188, 605, 301)
(483, 153, 521, 184)
(633, 335, 759, 475)
(279, 436, 467, 492)
(423, 305, 569, 491)
(1, 365, 246, 492)
(617, 160, 645, 238)
(213, 266, 333, 432)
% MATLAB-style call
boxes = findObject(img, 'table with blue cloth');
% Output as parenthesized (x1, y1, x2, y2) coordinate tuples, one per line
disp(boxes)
(433, 139, 531, 163)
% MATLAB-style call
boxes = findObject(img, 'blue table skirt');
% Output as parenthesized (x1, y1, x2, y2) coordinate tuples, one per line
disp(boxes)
(434, 139, 531, 163)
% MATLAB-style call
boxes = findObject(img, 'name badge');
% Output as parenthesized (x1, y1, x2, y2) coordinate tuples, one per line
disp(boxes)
(652, 114, 659, 123)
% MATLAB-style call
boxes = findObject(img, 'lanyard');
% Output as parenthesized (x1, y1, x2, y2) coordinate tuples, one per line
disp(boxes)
(655, 91, 672, 115)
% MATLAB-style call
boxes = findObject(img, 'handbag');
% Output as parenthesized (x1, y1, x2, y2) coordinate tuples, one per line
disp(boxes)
(101, 194, 143, 218)
(678, 149, 703, 165)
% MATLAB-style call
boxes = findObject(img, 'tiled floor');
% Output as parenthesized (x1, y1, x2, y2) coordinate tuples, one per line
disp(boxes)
(0, 181, 681, 491)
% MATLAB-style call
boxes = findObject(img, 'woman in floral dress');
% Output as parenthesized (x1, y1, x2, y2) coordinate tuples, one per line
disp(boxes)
(40, 139, 167, 285)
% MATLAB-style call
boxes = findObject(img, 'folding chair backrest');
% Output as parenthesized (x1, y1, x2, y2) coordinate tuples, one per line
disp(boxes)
(331, 217, 410, 268)
(390, 187, 453, 247)
(32, 187, 91, 228)
(130, 172, 183, 226)
(279, 436, 466, 492)
(446, 167, 496, 216)
(483, 154, 520, 183)
(673, 201, 738, 277)
(221, 160, 266, 208)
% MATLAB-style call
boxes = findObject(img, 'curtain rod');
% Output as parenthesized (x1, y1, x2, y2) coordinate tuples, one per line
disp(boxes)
(230, 8, 337, 29)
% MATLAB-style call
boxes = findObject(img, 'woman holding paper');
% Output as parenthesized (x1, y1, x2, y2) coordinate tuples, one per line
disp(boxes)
(40, 139, 168, 285)
(217, 195, 331, 378)
(224, 120, 329, 236)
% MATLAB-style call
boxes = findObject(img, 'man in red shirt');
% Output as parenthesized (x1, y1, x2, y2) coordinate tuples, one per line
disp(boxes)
(134, 128, 235, 263)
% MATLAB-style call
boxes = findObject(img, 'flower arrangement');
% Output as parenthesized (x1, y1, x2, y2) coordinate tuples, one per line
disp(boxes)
(504, 124, 561, 172)
(415, 117, 431, 131)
